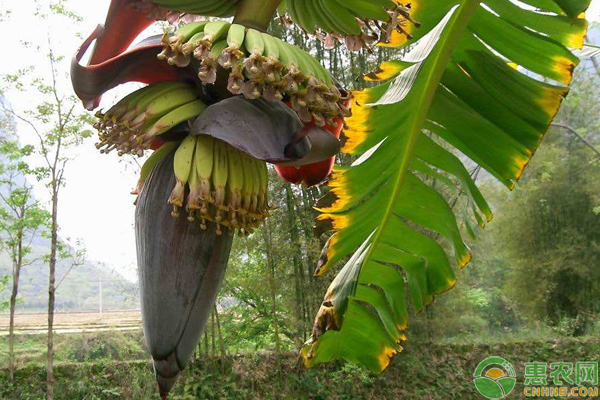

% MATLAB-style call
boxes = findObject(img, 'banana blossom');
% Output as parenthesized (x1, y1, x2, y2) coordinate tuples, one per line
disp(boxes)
(70, 0, 345, 397)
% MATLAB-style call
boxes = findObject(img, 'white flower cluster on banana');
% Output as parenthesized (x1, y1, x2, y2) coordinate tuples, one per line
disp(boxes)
(166, 134, 270, 236)
(283, 0, 418, 49)
(158, 21, 350, 126)
(94, 81, 206, 156)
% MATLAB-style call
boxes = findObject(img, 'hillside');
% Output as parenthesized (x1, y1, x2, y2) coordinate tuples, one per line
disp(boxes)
(0, 102, 139, 312)
(0, 242, 139, 312)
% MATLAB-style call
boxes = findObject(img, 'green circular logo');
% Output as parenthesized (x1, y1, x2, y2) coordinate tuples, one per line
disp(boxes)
(473, 357, 517, 399)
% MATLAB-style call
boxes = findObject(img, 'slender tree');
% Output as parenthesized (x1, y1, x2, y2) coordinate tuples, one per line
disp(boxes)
(0, 138, 50, 381)
(0, 4, 91, 395)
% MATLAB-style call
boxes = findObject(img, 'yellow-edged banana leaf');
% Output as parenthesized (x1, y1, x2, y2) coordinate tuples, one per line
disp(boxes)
(301, 0, 592, 373)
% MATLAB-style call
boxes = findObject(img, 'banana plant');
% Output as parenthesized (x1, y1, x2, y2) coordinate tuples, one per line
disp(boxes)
(70, 0, 592, 396)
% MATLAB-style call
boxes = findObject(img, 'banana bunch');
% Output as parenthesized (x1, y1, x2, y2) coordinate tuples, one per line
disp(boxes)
(134, 0, 416, 51)
(159, 21, 349, 126)
(94, 81, 206, 157)
(168, 135, 270, 236)
(284, 0, 418, 49)
(131, 0, 240, 18)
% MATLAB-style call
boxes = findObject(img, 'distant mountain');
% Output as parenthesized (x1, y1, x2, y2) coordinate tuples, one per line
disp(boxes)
(0, 102, 139, 312)
(0, 246, 139, 312)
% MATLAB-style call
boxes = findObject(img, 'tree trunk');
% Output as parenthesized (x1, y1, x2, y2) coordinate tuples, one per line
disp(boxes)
(284, 184, 308, 341)
(9, 225, 24, 381)
(263, 224, 281, 354)
(204, 330, 209, 356)
(211, 309, 216, 360)
(46, 187, 58, 400)
(8, 264, 17, 382)
(214, 305, 226, 359)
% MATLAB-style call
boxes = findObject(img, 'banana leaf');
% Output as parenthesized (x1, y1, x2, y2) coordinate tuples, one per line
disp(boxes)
(302, 0, 592, 372)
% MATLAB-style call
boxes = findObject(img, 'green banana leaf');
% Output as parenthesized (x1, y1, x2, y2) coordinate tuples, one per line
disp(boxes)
(301, 0, 592, 372)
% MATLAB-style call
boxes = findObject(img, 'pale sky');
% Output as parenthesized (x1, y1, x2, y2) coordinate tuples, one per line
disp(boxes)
(0, 0, 599, 282)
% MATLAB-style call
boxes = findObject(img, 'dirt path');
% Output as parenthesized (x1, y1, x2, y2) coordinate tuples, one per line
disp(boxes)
(0, 310, 142, 335)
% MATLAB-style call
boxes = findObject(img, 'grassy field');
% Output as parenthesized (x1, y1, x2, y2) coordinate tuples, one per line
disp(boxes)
(0, 331, 599, 400)
(0, 310, 141, 335)
(0, 330, 147, 368)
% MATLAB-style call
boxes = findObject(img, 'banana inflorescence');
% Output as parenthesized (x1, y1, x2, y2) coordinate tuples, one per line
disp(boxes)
(168, 134, 270, 236)
(159, 21, 350, 126)
(94, 81, 207, 156)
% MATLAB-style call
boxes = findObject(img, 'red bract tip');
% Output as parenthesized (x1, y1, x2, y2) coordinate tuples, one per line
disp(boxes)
(275, 115, 344, 187)
(71, 0, 182, 110)
(90, 0, 158, 65)
(275, 157, 336, 187)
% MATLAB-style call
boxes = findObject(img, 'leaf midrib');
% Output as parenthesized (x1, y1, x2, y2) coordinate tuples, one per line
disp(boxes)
(361, 0, 482, 273)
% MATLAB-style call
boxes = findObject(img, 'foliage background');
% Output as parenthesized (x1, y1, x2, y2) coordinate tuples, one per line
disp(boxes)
(0, 3, 598, 399)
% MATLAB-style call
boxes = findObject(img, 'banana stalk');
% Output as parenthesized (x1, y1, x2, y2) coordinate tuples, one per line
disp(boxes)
(136, 150, 234, 398)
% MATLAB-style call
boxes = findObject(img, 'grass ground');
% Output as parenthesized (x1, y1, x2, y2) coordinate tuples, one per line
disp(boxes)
(0, 333, 599, 400)
(0, 330, 147, 367)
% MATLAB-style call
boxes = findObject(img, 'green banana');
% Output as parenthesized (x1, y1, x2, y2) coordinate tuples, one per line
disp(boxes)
(204, 20, 232, 40)
(339, 0, 391, 21)
(244, 28, 265, 57)
(153, 0, 238, 17)
(240, 28, 267, 98)
(136, 128, 271, 235)
(181, 31, 206, 55)
(193, 21, 232, 61)
(277, 39, 305, 96)
(225, 144, 244, 228)
(169, 135, 197, 216)
(260, 32, 284, 101)
(279, 0, 412, 50)
(240, 152, 255, 232)
(211, 138, 229, 235)
(198, 40, 229, 84)
(95, 87, 146, 132)
(158, 21, 208, 65)
(95, 82, 202, 157)
(172, 21, 209, 46)
(308, 0, 335, 34)
(194, 135, 215, 229)
(185, 143, 201, 221)
(129, 86, 199, 128)
(261, 32, 280, 64)
(248, 157, 261, 217)
(154, 22, 347, 126)
(318, 0, 361, 35)
(291, 0, 316, 34)
(142, 99, 207, 144)
(119, 81, 190, 125)
(219, 23, 246, 68)
(134, 141, 180, 195)
(272, 36, 297, 70)
(227, 23, 246, 49)
(256, 160, 269, 215)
